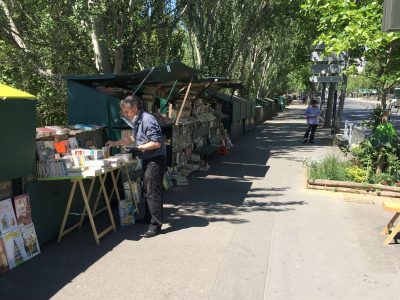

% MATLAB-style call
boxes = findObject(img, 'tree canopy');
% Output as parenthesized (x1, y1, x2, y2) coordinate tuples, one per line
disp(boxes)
(1, 0, 398, 124)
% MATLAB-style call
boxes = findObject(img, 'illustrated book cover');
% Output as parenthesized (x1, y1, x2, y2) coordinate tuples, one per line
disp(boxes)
(3, 229, 28, 269)
(118, 199, 135, 226)
(36, 141, 56, 160)
(0, 238, 9, 274)
(131, 180, 142, 204)
(14, 194, 32, 226)
(0, 198, 18, 235)
(68, 137, 79, 149)
(20, 225, 40, 259)
(54, 140, 69, 154)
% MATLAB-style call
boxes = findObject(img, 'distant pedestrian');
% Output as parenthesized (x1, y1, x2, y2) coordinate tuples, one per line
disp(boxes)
(302, 94, 307, 104)
(303, 99, 320, 144)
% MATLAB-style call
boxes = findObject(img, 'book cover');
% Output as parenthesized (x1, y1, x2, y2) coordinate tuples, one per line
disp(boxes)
(20, 225, 40, 259)
(14, 194, 32, 226)
(3, 229, 28, 269)
(0, 198, 18, 235)
(118, 199, 135, 226)
(36, 141, 55, 161)
(131, 181, 142, 204)
(68, 137, 79, 149)
(123, 181, 133, 201)
(0, 238, 9, 275)
(54, 140, 69, 154)
(163, 172, 173, 190)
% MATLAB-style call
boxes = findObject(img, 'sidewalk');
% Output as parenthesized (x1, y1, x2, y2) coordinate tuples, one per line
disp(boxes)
(346, 97, 380, 104)
(1, 103, 400, 299)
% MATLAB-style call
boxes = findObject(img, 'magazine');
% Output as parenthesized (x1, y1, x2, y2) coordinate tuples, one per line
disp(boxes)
(0, 198, 18, 235)
(14, 194, 32, 226)
(3, 230, 28, 269)
(20, 225, 40, 259)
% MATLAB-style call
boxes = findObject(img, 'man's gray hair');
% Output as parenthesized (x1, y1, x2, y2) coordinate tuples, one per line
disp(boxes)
(121, 95, 143, 109)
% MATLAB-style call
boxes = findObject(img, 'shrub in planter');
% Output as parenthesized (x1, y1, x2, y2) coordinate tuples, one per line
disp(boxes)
(307, 155, 350, 181)
(369, 173, 396, 185)
(346, 166, 367, 183)
(351, 122, 400, 178)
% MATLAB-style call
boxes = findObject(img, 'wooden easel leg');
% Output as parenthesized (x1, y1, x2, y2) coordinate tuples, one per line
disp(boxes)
(384, 221, 400, 245)
(110, 168, 122, 203)
(99, 174, 116, 232)
(58, 180, 78, 242)
(92, 173, 108, 216)
(78, 177, 96, 228)
(382, 213, 400, 235)
(78, 180, 100, 245)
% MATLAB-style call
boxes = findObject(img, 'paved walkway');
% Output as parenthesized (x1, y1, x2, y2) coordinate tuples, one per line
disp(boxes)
(1, 103, 400, 299)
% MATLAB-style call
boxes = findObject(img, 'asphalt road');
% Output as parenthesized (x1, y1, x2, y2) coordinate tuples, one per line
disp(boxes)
(323, 97, 400, 134)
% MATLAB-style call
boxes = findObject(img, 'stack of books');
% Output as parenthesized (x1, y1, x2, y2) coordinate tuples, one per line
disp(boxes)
(37, 159, 68, 178)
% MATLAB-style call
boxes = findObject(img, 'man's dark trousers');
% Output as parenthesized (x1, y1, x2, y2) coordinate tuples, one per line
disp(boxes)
(304, 124, 318, 142)
(142, 155, 167, 231)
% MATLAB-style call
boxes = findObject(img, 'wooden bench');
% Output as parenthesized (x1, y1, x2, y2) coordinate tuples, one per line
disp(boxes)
(381, 200, 400, 245)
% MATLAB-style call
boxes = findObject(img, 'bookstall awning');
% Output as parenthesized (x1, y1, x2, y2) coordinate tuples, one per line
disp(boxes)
(256, 98, 271, 106)
(63, 61, 200, 86)
(212, 92, 244, 103)
(63, 63, 245, 91)
(0, 83, 35, 100)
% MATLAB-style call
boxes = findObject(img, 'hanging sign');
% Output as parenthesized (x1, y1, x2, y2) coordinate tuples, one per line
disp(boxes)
(309, 76, 343, 83)
(311, 64, 342, 75)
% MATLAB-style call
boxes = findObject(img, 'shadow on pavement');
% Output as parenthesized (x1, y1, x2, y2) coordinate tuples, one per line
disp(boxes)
(0, 104, 309, 299)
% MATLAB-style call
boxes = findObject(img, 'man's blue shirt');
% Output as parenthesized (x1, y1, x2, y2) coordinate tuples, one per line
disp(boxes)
(133, 110, 166, 160)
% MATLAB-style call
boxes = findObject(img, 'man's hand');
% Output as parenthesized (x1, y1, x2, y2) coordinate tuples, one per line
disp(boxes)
(124, 145, 139, 157)
(105, 140, 118, 147)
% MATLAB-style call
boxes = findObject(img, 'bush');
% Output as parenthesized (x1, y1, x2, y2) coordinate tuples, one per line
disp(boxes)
(369, 173, 396, 185)
(346, 166, 367, 183)
(307, 155, 350, 181)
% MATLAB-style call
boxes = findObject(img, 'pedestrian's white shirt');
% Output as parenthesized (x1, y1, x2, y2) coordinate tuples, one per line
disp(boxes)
(305, 106, 320, 125)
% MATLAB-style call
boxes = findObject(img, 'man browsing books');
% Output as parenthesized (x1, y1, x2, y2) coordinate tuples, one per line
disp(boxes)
(106, 95, 167, 238)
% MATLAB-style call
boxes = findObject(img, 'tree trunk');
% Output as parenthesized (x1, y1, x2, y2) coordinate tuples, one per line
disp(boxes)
(320, 82, 327, 110)
(332, 85, 338, 125)
(113, 15, 124, 74)
(190, 30, 202, 67)
(90, 15, 113, 73)
(382, 88, 388, 110)
(323, 82, 335, 128)
(188, 29, 197, 68)
(0, 0, 26, 49)
(0, 0, 54, 77)
(334, 74, 347, 133)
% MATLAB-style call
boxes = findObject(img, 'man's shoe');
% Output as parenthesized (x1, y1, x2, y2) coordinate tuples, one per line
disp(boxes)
(302, 139, 307, 143)
(141, 228, 161, 238)
(309, 140, 315, 144)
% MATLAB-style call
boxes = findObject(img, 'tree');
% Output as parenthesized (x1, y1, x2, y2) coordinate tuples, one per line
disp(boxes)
(0, 0, 186, 125)
(302, 0, 400, 131)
